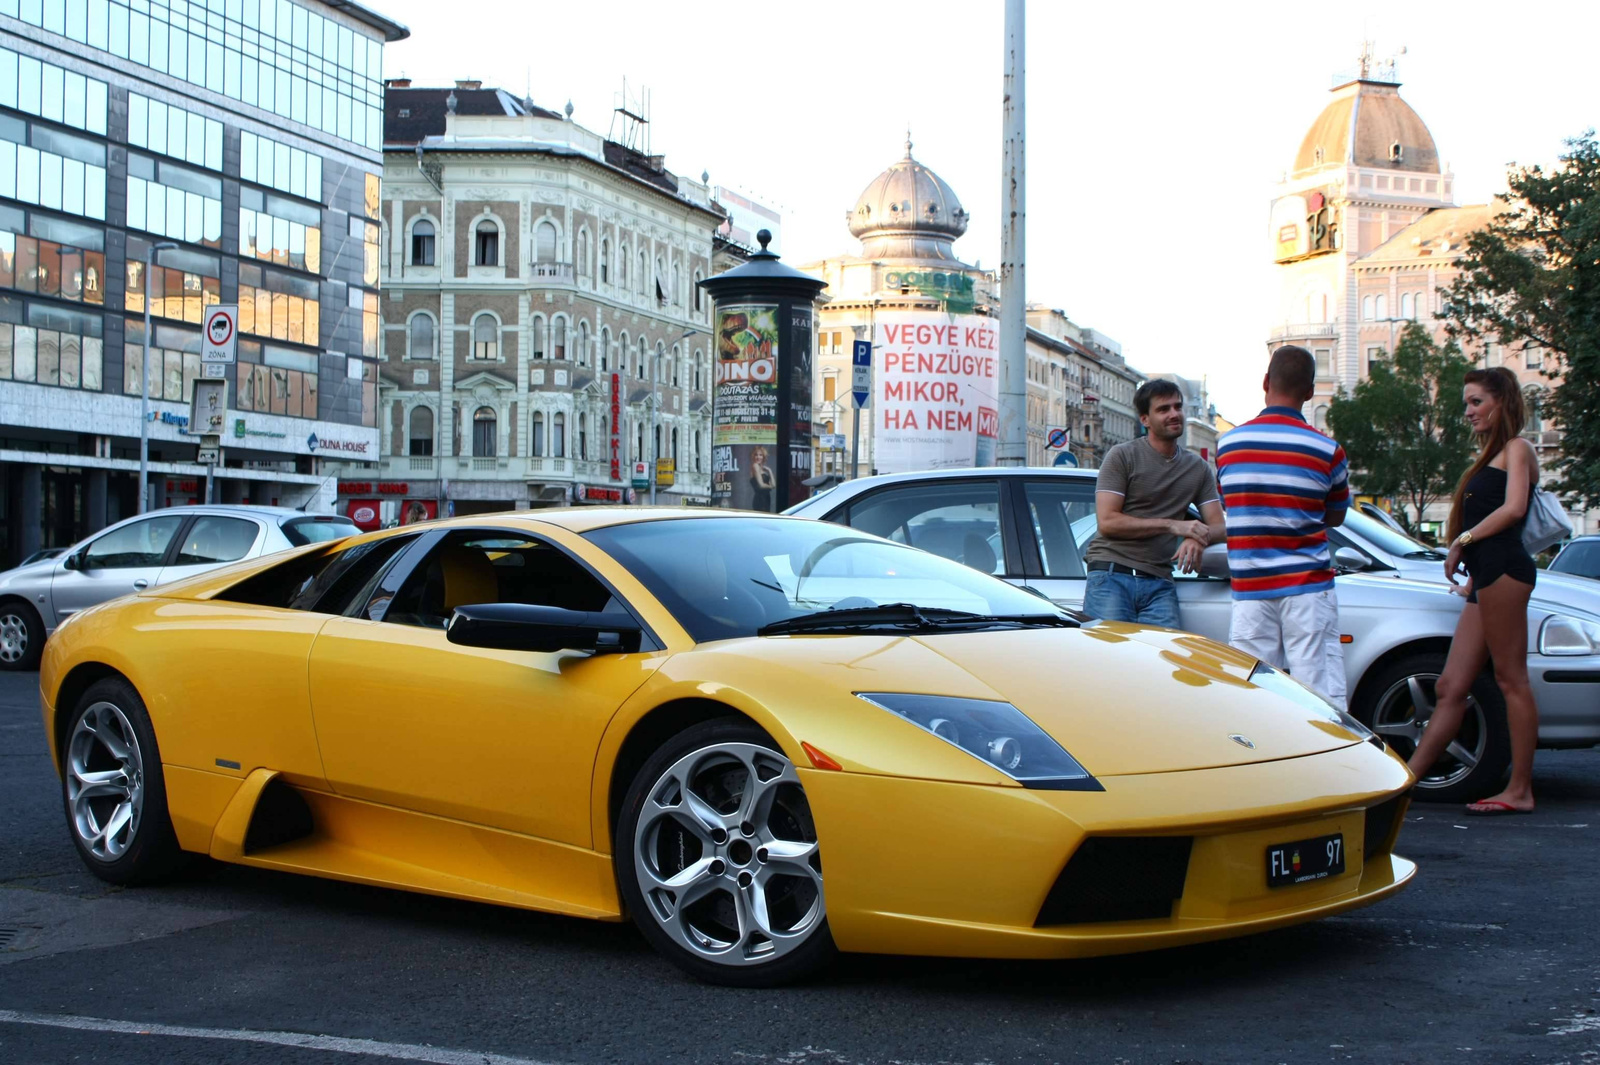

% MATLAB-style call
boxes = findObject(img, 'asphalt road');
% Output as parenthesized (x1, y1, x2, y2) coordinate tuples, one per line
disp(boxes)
(5, 668, 1600, 1065)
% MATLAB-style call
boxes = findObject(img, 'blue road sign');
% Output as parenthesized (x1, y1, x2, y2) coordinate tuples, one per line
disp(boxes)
(851, 340, 872, 408)
(1052, 450, 1079, 467)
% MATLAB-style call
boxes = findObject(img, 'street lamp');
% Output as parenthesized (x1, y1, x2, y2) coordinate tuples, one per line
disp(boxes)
(138, 240, 179, 514)
(652, 327, 705, 505)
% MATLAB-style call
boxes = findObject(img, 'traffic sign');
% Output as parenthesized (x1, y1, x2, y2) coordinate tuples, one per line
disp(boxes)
(851, 340, 871, 408)
(189, 379, 228, 436)
(196, 446, 220, 465)
(1046, 426, 1070, 450)
(1052, 450, 1079, 467)
(202, 305, 238, 364)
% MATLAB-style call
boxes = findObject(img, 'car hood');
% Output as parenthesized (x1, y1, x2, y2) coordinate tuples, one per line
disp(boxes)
(0, 558, 57, 588)
(741, 625, 1365, 780)
(1374, 560, 1600, 623)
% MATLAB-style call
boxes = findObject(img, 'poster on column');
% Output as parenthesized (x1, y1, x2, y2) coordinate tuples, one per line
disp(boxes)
(873, 312, 1000, 473)
(712, 303, 780, 510)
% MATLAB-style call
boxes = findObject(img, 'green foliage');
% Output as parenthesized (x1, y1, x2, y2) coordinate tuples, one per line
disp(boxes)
(1442, 131, 1600, 508)
(1328, 323, 1476, 531)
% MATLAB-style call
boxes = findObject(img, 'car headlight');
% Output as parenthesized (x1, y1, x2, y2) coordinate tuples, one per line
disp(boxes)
(1540, 615, 1600, 656)
(856, 692, 1100, 790)
(1247, 663, 1377, 743)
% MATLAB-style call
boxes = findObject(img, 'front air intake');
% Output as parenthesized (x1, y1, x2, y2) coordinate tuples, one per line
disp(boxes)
(1363, 795, 1405, 860)
(1035, 836, 1193, 926)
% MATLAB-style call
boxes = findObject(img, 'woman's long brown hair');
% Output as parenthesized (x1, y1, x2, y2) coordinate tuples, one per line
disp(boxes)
(1447, 367, 1527, 540)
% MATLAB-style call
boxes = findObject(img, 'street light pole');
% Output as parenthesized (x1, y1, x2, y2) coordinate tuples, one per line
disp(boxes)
(138, 240, 179, 514)
(996, 0, 1027, 467)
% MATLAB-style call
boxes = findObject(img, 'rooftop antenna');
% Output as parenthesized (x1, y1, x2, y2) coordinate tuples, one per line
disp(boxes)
(1356, 38, 1374, 80)
(608, 78, 650, 155)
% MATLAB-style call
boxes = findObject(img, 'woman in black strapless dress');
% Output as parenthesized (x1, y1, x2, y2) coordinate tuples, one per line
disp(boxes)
(1406, 368, 1541, 815)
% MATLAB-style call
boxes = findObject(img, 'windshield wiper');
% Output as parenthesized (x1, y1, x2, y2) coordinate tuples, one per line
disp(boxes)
(757, 603, 1078, 637)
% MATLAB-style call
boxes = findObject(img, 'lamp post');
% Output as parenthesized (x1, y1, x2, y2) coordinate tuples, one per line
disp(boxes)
(652, 327, 705, 505)
(138, 240, 179, 514)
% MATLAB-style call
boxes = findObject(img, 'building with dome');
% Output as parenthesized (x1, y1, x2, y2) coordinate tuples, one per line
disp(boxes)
(802, 139, 1141, 478)
(1268, 52, 1593, 535)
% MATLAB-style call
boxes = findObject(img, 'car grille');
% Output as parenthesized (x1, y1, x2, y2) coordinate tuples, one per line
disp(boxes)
(1363, 795, 1405, 860)
(1035, 836, 1193, 926)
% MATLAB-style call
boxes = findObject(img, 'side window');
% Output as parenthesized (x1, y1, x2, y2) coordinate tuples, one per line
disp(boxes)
(82, 515, 186, 569)
(844, 481, 1004, 575)
(1021, 481, 1096, 578)
(284, 535, 419, 614)
(381, 531, 618, 629)
(174, 516, 260, 565)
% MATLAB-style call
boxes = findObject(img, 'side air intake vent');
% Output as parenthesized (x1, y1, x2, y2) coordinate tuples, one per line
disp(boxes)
(1035, 836, 1193, 926)
(244, 777, 314, 854)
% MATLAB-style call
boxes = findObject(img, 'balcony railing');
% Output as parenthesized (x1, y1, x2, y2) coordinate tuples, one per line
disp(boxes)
(1269, 321, 1341, 342)
(530, 262, 574, 281)
(408, 455, 434, 471)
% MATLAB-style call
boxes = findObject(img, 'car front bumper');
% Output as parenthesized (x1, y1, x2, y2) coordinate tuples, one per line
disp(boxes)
(1531, 654, 1600, 747)
(801, 741, 1415, 959)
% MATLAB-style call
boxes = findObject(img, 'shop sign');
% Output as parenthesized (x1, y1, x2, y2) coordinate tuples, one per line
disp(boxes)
(632, 460, 649, 490)
(609, 373, 622, 481)
(234, 418, 288, 441)
(346, 499, 382, 531)
(307, 432, 374, 458)
(338, 482, 410, 495)
(655, 459, 675, 488)
(576, 485, 633, 504)
(881, 270, 976, 314)
(149, 411, 189, 428)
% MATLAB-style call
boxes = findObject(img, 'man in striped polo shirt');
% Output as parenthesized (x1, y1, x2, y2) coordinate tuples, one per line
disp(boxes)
(1216, 346, 1351, 710)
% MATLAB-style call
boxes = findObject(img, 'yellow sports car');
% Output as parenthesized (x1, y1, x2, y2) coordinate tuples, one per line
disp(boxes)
(40, 510, 1415, 985)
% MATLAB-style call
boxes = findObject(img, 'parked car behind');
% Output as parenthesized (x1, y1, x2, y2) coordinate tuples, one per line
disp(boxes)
(0, 505, 357, 671)
(1550, 536, 1600, 581)
(788, 467, 1600, 804)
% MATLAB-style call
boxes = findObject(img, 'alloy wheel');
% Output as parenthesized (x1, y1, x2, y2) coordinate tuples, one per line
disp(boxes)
(66, 701, 146, 861)
(632, 743, 824, 968)
(0, 611, 29, 664)
(1369, 672, 1486, 790)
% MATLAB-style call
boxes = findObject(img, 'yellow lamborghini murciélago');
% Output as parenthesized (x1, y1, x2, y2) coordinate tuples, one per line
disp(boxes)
(40, 510, 1415, 985)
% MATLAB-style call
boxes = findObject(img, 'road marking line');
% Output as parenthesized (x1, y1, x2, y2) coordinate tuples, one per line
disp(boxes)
(0, 1009, 568, 1064)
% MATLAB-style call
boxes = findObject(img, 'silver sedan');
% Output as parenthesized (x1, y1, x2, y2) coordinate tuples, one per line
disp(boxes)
(0, 505, 357, 671)
(788, 466, 1600, 804)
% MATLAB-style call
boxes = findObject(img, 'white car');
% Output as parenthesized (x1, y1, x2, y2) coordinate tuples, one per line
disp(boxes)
(0, 505, 358, 671)
(788, 467, 1600, 804)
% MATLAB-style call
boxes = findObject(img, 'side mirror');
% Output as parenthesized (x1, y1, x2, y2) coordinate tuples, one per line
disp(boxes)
(1333, 546, 1371, 573)
(1198, 543, 1231, 580)
(62, 549, 82, 571)
(446, 603, 642, 655)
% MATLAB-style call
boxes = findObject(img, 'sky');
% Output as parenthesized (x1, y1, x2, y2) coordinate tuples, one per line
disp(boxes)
(372, 0, 1598, 422)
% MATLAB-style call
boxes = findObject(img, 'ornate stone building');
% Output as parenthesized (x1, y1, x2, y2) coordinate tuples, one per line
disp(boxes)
(342, 81, 723, 524)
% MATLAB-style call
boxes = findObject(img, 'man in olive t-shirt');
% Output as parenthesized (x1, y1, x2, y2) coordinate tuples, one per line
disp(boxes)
(1083, 379, 1225, 627)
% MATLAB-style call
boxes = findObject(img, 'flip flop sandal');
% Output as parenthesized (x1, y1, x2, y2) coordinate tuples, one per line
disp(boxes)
(1464, 800, 1533, 816)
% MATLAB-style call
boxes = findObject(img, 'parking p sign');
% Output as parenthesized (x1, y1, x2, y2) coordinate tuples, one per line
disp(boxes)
(202, 305, 238, 364)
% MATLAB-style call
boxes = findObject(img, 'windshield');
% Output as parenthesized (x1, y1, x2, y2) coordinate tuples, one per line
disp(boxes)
(1340, 508, 1439, 558)
(586, 517, 1066, 643)
(1551, 541, 1600, 578)
(281, 516, 360, 546)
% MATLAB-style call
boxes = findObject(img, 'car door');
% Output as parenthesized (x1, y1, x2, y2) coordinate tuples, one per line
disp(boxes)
(51, 513, 188, 623)
(157, 514, 266, 585)
(825, 478, 1018, 578)
(305, 526, 665, 848)
(1014, 477, 1096, 611)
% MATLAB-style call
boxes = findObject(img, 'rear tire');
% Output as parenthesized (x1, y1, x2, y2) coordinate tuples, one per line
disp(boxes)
(1354, 651, 1510, 805)
(0, 599, 44, 671)
(616, 718, 836, 987)
(61, 677, 187, 884)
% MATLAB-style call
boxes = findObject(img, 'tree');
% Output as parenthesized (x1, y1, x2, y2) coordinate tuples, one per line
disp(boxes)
(1328, 323, 1476, 533)
(1442, 131, 1600, 508)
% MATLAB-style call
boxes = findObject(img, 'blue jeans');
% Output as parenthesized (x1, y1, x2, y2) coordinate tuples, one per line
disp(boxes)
(1083, 568, 1181, 628)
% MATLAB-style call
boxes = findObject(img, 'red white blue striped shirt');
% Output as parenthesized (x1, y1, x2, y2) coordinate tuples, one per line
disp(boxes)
(1216, 406, 1350, 600)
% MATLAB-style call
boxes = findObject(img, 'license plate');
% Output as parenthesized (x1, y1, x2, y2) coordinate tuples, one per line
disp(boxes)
(1266, 833, 1345, 888)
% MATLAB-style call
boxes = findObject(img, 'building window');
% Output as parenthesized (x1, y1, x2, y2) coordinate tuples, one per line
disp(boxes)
(823, 376, 836, 402)
(577, 229, 590, 277)
(534, 220, 557, 263)
(473, 314, 498, 360)
(1414, 291, 1426, 319)
(553, 316, 566, 361)
(671, 427, 679, 465)
(600, 328, 610, 373)
(1399, 292, 1414, 320)
(638, 336, 648, 379)
(411, 219, 434, 265)
(600, 239, 609, 283)
(238, 263, 319, 345)
(1361, 295, 1374, 321)
(239, 130, 320, 198)
(238, 186, 318, 270)
(553, 412, 566, 458)
(578, 412, 587, 460)
(578, 321, 590, 366)
(409, 314, 434, 359)
(1525, 346, 1542, 370)
(637, 250, 647, 295)
(693, 349, 703, 391)
(670, 345, 680, 386)
(619, 243, 628, 287)
(1314, 405, 1329, 431)
(409, 406, 434, 456)
(671, 262, 680, 305)
(1390, 142, 1404, 163)
(693, 269, 702, 312)
(473, 407, 497, 457)
(1313, 348, 1332, 378)
(531, 411, 544, 457)
(1375, 294, 1388, 319)
(694, 430, 701, 472)
(3, 315, 103, 393)
(351, 286, 378, 358)
(8, 226, 107, 308)
(1367, 346, 1386, 369)
(474, 221, 498, 267)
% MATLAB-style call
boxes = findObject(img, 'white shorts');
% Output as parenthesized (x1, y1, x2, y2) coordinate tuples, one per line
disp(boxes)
(1229, 588, 1348, 711)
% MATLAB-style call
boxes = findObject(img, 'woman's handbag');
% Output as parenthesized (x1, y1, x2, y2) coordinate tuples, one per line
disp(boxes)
(1523, 487, 1574, 555)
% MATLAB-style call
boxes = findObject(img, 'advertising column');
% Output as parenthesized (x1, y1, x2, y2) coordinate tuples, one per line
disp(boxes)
(712, 304, 780, 510)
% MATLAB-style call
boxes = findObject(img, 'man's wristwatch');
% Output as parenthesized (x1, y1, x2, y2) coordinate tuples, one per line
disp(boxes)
(1456, 531, 1474, 547)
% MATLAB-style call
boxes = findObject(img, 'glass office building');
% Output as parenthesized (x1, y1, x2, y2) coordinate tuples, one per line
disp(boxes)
(0, 0, 405, 565)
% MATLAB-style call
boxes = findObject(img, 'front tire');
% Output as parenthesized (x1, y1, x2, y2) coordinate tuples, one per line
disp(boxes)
(62, 677, 186, 884)
(1355, 652, 1511, 804)
(617, 718, 836, 986)
(0, 599, 44, 671)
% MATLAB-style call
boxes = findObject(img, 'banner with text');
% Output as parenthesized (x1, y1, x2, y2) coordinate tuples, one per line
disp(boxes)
(712, 303, 780, 510)
(873, 313, 999, 473)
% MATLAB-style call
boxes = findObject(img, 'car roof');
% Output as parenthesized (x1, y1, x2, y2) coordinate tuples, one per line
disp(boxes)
(139, 504, 354, 523)
(348, 507, 813, 537)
